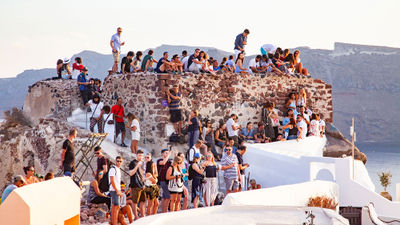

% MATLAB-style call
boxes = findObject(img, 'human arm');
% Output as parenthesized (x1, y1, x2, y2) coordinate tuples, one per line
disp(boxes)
(192, 163, 205, 174)
(166, 167, 178, 180)
(110, 40, 116, 53)
(128, 161, 143, 176)
(109, 176, 122, 196)
(92, 180, 108, 197)
(61, 149, 66, 167)
(146, 173, 157, 183)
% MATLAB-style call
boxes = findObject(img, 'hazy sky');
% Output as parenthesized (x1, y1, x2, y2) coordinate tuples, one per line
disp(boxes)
(1, 0, 399, 78)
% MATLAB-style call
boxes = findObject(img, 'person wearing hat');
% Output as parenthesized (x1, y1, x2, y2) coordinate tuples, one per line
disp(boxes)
(56, 58, 72, 79)
(87, 94, 105, 133)
(191, 152, 208, 208)
(1, 175, 26, 204)
(77, 67, 90, 105)
(155, 52, 174, 73)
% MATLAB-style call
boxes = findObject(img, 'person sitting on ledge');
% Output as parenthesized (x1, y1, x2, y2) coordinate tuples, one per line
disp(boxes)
(171, 54, 184, 74)
(293, 50, 309, 75)
(234, 52, 250, 74)
(130, 51, 142, 72)
(254, 122, 268, 143)
(141, 50, 157, 73)
(187, 49, 202, 73)
(1, 175, 26, 204)
(87, 170, 111, 210)
(121, 51, 134, 74)
(248, 55, 262, 74)
(215, 123, 228, 148)
(155, 52, 174, 73)
(247, 179, 261, 190)
(224, 55, 235, 72)
(240, 122, 255, 142)
(23, 165, 39, 185)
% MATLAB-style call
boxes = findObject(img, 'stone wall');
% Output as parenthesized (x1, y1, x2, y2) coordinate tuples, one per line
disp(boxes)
(100, 72, 333, 153)
(23, 72, 333, 155)
(24, 79, 82, 122)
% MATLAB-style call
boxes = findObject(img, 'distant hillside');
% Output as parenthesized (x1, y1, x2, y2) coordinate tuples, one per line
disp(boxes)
(1, 43, 399, 143)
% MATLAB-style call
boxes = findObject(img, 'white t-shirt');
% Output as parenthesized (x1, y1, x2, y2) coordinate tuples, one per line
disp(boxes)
(88, 100, 104, 118)
(261, 44, 276, 53)
(226, 118, 239, 137)
(297, 120, 308, 139)
(248, 58, 259, 69)
(131, 119, 140, 140)
(188, 146, 201, 162)
(131, 119, 140, 133)
(181, 56, 189, 71)
(309, 120, 320, 136)
(302, 113, 310, 123)
(108, 166, 121, 191)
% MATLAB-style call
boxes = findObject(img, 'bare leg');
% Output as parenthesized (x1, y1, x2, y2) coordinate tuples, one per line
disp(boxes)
(139, 201, 145, 218)
(132, 140, 138, 154)
(111, 205, 120, 225)
(182, 186, 188, 210)
(152, 198, 159, 214)
(173, 122, 178, 134)
(121, 131, 125, 145)
(147, 198, 153, 216)
(193, 196, 199, 208)
(178, 121, 182, 136)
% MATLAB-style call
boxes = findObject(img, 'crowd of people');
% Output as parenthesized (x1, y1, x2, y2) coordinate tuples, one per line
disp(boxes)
(1, 27, 325, 225)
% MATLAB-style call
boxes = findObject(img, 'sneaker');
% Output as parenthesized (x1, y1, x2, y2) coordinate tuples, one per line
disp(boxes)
(121, 143, 128, 147)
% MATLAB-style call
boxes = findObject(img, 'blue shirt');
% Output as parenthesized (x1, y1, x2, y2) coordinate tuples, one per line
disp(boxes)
(282, 117, 290, 134)
(1, 184, 17, 204)
(234, 33, 247, 50)
(241, 127, 255, 139)
(155, 57, 169, 73)
(225, 60, 234, 68)
(77, 73, 88, 91)
(111, 33, 121, 52)
(213, 66, 221, 71)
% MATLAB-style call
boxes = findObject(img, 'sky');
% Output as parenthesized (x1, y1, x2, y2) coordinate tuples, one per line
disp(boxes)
(0, 0, 399, 78)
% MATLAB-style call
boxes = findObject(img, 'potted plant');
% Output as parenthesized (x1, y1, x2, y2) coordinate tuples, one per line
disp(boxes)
(378, 171, 392, 201)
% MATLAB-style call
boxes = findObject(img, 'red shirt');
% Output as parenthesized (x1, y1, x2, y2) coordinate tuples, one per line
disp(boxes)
(111, 105, 124, 123)
(73, 63, 84, 71)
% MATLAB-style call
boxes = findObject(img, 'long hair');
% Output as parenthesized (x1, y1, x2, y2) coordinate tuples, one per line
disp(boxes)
(290, 117, 297, 128)
(127, 113, 139, 122)
(235, 53, 244, 64)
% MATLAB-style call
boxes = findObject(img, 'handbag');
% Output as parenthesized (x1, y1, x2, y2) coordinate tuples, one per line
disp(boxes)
(108, 105, 122, 124)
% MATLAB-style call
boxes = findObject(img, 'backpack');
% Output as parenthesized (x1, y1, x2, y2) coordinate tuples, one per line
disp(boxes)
(188, 164, 194, 180)
(169, 133, 179, 143)
(98, 160, 114, 193)
(185, 148, 194, 164)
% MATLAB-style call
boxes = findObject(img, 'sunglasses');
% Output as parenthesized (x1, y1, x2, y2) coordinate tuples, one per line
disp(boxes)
(117, 160, 123, 163)
(95, 152, 100, 155)
(225, 148, 232, 151)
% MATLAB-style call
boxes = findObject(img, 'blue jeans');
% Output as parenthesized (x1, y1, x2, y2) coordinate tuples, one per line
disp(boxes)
(287, 135, 297, 140)
(110, 191, 120, 206)
(188, 129, 200, 148)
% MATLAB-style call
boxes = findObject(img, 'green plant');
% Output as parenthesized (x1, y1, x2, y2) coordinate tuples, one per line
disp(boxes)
(378, 171, 392, 192)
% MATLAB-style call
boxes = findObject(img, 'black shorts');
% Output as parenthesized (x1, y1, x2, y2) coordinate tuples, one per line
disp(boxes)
(115, 122, 126, 133)
(170, 109, 182, 123)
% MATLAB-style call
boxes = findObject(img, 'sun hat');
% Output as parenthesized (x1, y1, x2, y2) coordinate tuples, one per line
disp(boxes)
(63, 57, 70, 64)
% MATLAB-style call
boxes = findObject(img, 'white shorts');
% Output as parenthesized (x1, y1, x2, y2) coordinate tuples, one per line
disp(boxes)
(132, 132, 140, 141)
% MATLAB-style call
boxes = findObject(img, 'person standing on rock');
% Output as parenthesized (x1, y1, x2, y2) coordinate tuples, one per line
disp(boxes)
(110, 27, 125, 74)
(166, 85, 183, 137)
(87, 94, 105, 133)
(234, 29, 249, 59)
(111, 97, 127, 147)
(77, 67, 91, 105)
(61, 128, 77, 176)
(109, 156, 123, 225)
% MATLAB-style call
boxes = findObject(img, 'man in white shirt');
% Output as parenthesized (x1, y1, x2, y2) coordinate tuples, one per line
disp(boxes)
(248, 55, 261, 73)
(296, 115, 308, 140)
(109, 156, 123, 225)
(226, 114, 240, 147)
(188, 140, 202, 163)
(110, 27, 125, 73)
(181, 50, 189, 72)
(260, 44, 276, 55)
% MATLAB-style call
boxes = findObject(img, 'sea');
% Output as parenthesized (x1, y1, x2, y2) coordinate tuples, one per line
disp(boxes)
(359, 142, 400, 198)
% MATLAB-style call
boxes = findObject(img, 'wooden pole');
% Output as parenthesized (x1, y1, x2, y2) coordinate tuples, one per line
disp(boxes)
(351, 117, 355, 180)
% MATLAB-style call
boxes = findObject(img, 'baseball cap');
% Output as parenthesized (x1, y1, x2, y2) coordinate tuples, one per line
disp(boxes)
(194, 153, 201, 158)
(14, 175, 26, 184)
(161, 148, 169, 153)
(82, 67, 88, 71)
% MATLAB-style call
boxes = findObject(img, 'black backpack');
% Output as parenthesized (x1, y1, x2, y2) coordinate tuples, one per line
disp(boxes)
(98, 160, 114, 193)
(169, 133, 179, 143)
(188, 163, 194, 180)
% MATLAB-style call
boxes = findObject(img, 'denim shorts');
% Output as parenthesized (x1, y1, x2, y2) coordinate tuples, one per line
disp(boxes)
(110, 191, 120, 206)
(160, 181, 170, 199)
